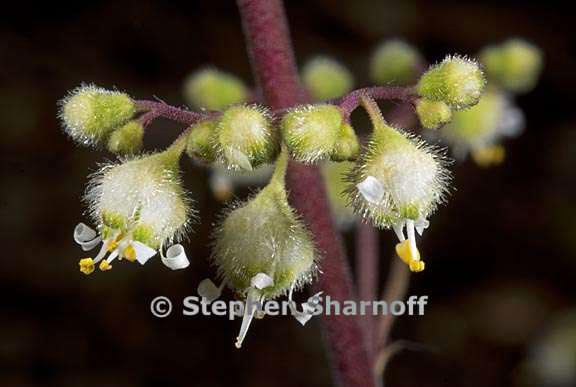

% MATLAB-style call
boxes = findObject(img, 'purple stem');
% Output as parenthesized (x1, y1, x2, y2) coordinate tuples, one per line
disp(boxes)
(135, 100, 213, 125)
(356, 221, 380, 359)
(237, 1, 374, 386)
(338, 86, 416, 121)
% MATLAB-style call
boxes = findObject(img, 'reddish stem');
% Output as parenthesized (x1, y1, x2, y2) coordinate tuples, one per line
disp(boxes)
(237, 1, 374, 386)
(356, 221, 380, 359)
(337, 86, 416, 121)
(135, 100, 212, 125)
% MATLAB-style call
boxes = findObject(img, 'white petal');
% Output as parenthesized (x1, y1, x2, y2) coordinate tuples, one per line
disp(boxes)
(197, 278, 222, 303)
(293, 312, 313, 326)
(226, 148, 253, 171)
(357, 176, 385, 204)
(499, 107, 525, 138)
(74, 222, 97, 244)
(415, 218, 430, 236)
(235, 289, 259, 348)
(79, 237, 102, 252)
(392, 221, 406, 242)
(290, 292, 323, 326)
(132, 241, 157, 265)
(406, 219, 418, 261)
(161, 244, 189, 270)
(250, 273, 274, 289)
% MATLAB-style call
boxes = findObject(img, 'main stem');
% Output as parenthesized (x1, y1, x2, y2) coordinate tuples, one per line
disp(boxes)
(237, 1, 374, 386)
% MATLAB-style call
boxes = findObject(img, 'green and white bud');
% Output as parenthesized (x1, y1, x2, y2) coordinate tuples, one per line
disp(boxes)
(184, 68, 248, 111)
(210, 150, 317, 347)
(59, 84, 136, 146)
(331, 122, 360, 161)
(416, 99, 452, 129)
(480, 39, 543, 94)
(214, 105, 277, 171)
(107, 121, 144, 155)
(440, 88, 524, 166)
(417, 55, 486, 110)
(347, 97, 450, 272)
(186, 119, 217, 162)
(74, 140, 194, 275)
(281, 104, 344, 163)
(302, 56, 354, 100)
(370, 39, 423, 85)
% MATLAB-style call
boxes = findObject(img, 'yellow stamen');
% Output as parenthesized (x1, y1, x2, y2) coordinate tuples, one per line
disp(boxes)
(123, 244, 136, 262)
(99, 260, 112, 271)
(395, 240, 425, 273)
(106, 240, 118, 252)
(79, 258, 95, 275)
(472, 145, 505, 167)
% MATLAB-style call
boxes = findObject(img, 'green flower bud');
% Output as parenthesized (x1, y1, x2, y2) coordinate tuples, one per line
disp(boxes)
(215, 105, 277, 171)
(417, 55, 486, 110)
(281, 104, 343, 163)
(186, 119, 217, 162)
(302, 56, 354, 100)
(480, 39, 543, 94)
(107, 121, 144, 155)
(184, 68, 248, 110)
(59, 85, 136, 146)
(370, 39, 423, 85)
(331, 122, 360, 161)
(416, 99, 452, 129)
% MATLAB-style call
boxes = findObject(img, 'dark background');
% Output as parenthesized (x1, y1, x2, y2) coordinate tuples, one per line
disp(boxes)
(1, 1, 575, 386)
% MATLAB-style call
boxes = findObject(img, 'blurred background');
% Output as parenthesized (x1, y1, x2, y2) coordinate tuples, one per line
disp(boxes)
(1, 1, 575, 386)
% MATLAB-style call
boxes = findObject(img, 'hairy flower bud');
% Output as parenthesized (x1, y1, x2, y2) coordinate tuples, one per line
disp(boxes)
(416, 99, 452, 129)
(370, 39, 423, 85)
(107, 121, 144, 155)
(440, 89, 524, 166)
(74, 144, 193, 275)
(186, 119, 217, 162)
(417, 55, 486, 110)
(184, 68, 248, 110)
(214, 105, 277, 171)
(59, 85, 136, 146)
(331, 122, 361, 161)
(480, 39, 543, 94)
(281, 104, 344, 163)
(302, 56, 354, 100)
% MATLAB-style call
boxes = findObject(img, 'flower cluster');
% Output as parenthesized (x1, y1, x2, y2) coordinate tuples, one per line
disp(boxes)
(60, 36, 541, 347)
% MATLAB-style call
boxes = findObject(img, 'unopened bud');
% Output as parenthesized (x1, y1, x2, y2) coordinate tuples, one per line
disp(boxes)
(59, 85, 136, 146)
(302, 56, 354, 100)
(417, 55, 486, 110)
(480, 39, 543, 94)
(184, 68, 248, 110)
(281, 104, 344, 163)
(370, 39, 423, 85)
(416, 99, 452, 129)
(186, 119, 217, 162)
(215, 105, 277, 171)
(331, 123, 360, 161)
(107, 121, 144, 155)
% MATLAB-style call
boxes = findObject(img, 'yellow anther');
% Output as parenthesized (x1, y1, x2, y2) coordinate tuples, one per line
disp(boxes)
(99, 260, 112, 271)
(395, 240, 425, 273)
(79, 258, 95, 275)
(123, 244, 136, 262)
(106, 240, 118, 252)
(409, 260, 425, 272)
(472, 145, 505, 167)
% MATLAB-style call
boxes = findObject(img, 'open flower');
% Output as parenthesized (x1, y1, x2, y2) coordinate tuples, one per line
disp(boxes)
(439, 88, 524, 166)
(203, 150, 317, 347)
(347, 97, 450, 272)
(74, 149, 193, 274)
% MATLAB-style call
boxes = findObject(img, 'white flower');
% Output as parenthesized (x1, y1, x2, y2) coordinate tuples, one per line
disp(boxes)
(74, 151, 193, 274)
